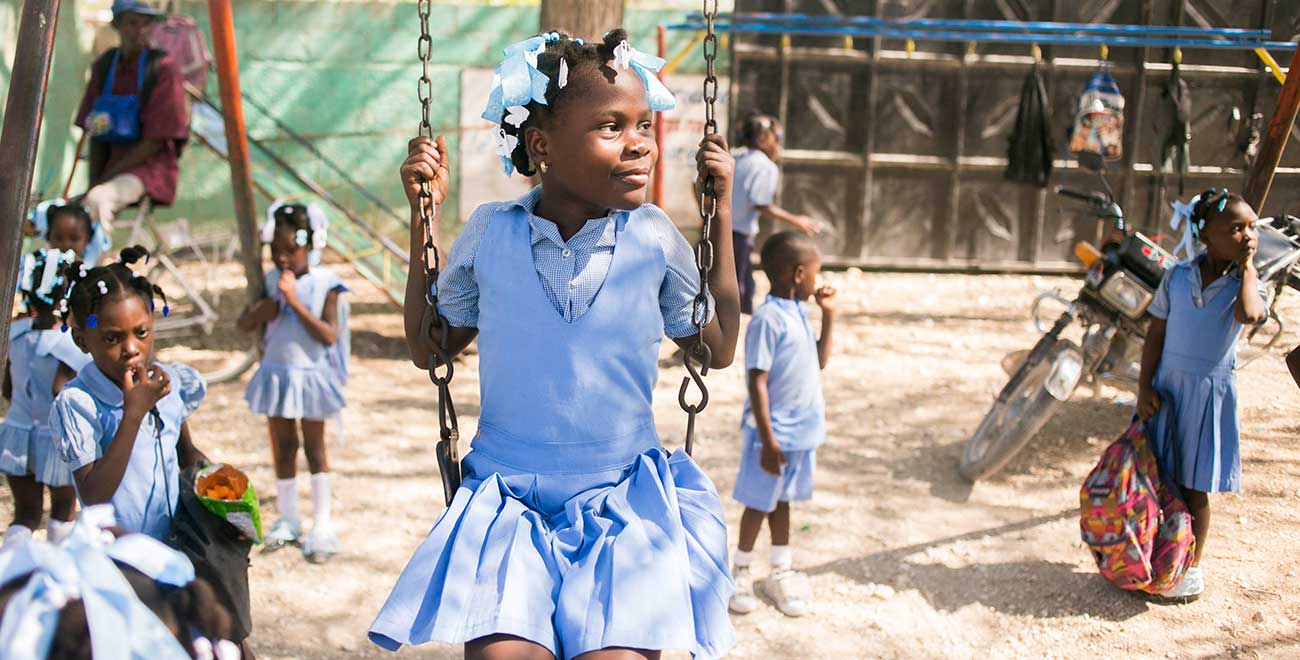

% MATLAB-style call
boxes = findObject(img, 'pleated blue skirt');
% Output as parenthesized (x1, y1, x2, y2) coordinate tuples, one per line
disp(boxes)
(1147, 364, 1242, 493)
(243, 362, 345, 421)
(0, 422, 74, 487)
(368, 447, 735, 659)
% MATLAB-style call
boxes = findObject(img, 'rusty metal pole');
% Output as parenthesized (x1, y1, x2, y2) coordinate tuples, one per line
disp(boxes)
(1244, 43, 1300, 214)
(207, 0, 263, 304)
(0, 0, 62, 368)
(654, 24, 666, 209)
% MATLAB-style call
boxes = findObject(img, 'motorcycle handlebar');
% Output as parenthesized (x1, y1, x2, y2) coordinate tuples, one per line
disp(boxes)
(1055, 186, 1105, 204)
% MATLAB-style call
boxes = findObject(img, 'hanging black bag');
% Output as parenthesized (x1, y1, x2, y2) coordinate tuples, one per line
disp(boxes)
(1154, 58, 1191, 196)
(1005, 62, 1055, 187)
(167, 465, 254, 643)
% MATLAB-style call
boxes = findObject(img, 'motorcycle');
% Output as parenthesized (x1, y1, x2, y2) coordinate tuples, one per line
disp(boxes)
(959, 152, 1300, 481)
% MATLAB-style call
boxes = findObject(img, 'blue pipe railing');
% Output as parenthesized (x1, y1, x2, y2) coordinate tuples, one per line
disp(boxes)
(684, 12, 1274, 40)
(666, 19, 1298, 52)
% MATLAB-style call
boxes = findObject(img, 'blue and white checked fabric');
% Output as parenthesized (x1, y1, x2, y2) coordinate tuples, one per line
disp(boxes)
(437, 187, 715, 338)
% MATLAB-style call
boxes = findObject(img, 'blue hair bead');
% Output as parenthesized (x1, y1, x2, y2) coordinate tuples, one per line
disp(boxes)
(87, 314, 98, 329)
(60, 322, 68, 333)
(162, 304, 170, 318)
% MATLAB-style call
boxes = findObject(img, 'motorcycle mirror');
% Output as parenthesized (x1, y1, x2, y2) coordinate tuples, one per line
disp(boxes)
(1077, 151, 1106, 172)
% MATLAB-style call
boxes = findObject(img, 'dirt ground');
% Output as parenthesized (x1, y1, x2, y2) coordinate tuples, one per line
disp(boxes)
(5, 264, 1300, 659)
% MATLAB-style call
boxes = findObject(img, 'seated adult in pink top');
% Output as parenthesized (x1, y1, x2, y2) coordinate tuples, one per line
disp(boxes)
(74, 0, 188, 234)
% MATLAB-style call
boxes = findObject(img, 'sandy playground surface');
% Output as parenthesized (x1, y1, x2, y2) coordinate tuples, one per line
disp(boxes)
(4, 264, 1300, 659)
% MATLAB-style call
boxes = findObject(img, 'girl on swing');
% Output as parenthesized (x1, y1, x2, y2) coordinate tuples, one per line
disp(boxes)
(370, 30, 740, 660)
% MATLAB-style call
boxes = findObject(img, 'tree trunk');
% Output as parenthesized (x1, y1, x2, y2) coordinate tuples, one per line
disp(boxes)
(540, 0, 624, 42)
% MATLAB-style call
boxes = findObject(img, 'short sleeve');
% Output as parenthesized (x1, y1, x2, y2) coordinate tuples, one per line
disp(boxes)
(1147, 267, 1175, 320)
(644, 206, 717, 338)
(51, 388, 103, 470)
(435, 203, 498, 328)
(743, 158, 779, 207)
(140, 56, 189, 141)
(744, 312, 782, 373)
(167, 363, 207, 420)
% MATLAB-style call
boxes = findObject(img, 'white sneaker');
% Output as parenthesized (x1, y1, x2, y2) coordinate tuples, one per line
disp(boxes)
(2, 525, 33, 548)
(760, 568, 811, 617)
(1160, 566, 1204, 602)
(302, 525, 341, 564)
(264, 517, 302, 549)
(729, 564, 759, 614)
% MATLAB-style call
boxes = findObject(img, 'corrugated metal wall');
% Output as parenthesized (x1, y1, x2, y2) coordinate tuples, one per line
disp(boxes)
(731, 0, 1300, 271)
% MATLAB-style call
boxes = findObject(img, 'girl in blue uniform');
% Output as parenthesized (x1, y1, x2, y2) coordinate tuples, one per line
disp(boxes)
(1, 248, 92, 546)
(50, 246, 210, 541)
(238, 200, 348, 562)
(370, 30, 741, 660)
(29, 199, 113, 265)
(1138, 188, 1268, 600)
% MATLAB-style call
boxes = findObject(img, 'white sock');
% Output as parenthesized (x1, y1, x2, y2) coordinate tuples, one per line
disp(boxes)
(734, 549, 754, 568)
(3, 525, 33, 547)
(310, 472, 332, 529)
(771, 545, 793, 571)
(47, 519, 74, 544)
(277, 478, 299, 521)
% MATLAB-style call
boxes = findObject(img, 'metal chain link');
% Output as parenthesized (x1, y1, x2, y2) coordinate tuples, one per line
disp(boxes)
(417, 0, 461, 505)
(678, 0, 719, 456)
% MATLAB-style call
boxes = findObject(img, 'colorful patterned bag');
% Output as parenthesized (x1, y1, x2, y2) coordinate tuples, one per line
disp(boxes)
(1079, 420, 1196, 594)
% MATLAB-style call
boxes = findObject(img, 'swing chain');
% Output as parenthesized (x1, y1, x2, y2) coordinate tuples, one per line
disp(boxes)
(678, 0, 719, 456)
(417, 0, 461, 505)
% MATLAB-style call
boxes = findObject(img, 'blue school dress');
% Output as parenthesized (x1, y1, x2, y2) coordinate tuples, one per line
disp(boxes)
(1146, 255, 1267, 493)
(369, 197, 734, 660)
(243, 267, 349, 421)
(0, 317, 92, 486)
(50, 362, 206, 539)
(733, 295, 825, 513)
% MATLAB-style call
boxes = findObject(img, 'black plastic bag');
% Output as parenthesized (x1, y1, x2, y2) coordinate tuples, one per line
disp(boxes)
(1154, 63, 1191, 196)
(1005, 63, 1055, 187)
(167, 465, 253, 642)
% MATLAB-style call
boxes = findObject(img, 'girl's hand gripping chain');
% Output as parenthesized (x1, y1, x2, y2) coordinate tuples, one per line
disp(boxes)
(402, 136, 450, 215)
(696, 134, 734, 200)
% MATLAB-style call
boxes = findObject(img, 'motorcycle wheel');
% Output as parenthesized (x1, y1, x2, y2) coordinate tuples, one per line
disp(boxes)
(959, 339, 1076, 481)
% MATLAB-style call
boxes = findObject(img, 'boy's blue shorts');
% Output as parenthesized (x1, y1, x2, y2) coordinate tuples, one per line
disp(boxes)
(732, 427, 815, 513)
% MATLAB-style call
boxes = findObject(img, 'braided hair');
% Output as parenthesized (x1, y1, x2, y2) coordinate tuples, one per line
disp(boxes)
(738, 111, 779, 149)
(270, 202, 313, 248)
(17, 248, 77, 322)
(500, 28, 634, 176)
(43, 203, 94, 242)
(61, 246, 169, 331)
(1189, 187, 1247, 240)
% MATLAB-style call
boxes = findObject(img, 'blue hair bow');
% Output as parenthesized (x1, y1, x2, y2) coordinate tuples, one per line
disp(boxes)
(0, 506, 195, 660)
(610, 39, 676, 114)
(482, 34, 676, 177)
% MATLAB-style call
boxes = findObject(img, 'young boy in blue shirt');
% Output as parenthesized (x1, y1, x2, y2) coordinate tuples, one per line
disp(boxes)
(730, 231, 835, 617)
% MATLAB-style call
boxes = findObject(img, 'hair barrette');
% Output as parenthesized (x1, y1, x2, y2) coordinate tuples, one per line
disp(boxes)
(87, 314, 98, 329)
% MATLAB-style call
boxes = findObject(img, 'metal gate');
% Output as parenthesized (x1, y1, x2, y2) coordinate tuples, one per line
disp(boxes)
(729, 0, 1300, 271)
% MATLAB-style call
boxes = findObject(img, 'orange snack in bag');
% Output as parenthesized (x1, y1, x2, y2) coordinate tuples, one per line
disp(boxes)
(197, 464, 250, 501)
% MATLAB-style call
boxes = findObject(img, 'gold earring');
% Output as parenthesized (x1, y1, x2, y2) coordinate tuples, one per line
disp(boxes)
(538, 160, 549, 174)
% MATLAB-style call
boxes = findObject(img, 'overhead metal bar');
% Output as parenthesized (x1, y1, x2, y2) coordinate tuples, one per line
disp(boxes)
(685, 11, 1273, 40)
(665, 20, 1298, 52)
